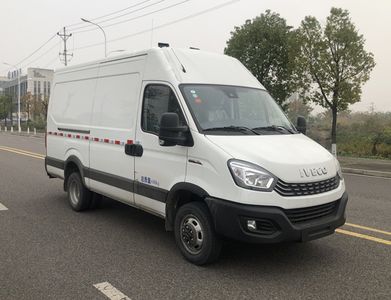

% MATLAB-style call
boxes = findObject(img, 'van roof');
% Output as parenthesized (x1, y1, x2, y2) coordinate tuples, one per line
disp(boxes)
(55, 47, 264, 89)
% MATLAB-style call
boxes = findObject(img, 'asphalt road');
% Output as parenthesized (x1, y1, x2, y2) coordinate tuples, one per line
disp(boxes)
(0, 133, 390, 300)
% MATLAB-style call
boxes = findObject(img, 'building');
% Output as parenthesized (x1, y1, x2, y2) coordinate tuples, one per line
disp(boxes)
(0, 76, 8, 95)
(3, 67, 54, 100)
(1, 68, 54, 122)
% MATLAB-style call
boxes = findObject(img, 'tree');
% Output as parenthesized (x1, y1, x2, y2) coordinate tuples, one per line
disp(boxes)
(287, 95, 313, 123)
(370, 129, 391, 156)
(297, 8, 375, 153)
(41, 96, 49, 120)
(21, 92, 33, 123)
(0, 95, 12, 126)
(225, 10, 299, 109)
(30, 94, 43, 121)
(364, 112, 391, 155)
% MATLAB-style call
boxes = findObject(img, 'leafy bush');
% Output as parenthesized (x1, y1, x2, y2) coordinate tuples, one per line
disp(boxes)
(307, 110, 391, 159)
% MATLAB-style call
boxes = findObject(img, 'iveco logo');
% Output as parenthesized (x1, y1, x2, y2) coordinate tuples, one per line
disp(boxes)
(300, 167, 328, 178)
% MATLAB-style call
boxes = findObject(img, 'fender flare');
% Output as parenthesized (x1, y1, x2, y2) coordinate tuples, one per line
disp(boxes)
(63, 155, 87, 190)
(165, 182, 209, 231)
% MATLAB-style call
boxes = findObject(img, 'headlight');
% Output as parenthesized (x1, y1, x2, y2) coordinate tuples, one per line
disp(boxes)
(228, 159, 276, 191)
(335, 158, 343, 180)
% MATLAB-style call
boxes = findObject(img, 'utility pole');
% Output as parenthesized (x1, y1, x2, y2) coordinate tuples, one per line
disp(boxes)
(57, 27, 72, 66)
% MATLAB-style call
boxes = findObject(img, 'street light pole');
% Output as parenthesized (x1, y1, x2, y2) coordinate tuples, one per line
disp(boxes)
(17, 70, 20, 132)
(4, 62, 21, 132)
(80, 18, 107, 58)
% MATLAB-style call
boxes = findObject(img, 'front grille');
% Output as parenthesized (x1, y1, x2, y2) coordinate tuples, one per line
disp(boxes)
(284, 200, 339, 224)
(274, 176, 340, 197)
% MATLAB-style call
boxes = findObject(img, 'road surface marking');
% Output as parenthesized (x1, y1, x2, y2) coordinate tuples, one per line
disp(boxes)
(0, 202, 8, 211)
(0, 145, 44, 157)
(336, 228, 391, 246)
(93, 282, 131, 300)
(0, 146, 44, 160)
(345, 223, 391, 236)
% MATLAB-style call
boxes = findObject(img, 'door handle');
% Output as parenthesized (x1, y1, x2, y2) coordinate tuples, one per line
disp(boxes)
(125, 144, 143, 157)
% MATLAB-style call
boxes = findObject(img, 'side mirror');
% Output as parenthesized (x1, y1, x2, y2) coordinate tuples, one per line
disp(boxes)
(158, 112, 193, 147)
(296, 116, 307, 134)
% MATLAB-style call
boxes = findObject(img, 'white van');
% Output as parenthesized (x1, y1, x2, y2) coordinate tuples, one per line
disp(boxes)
(45, 46, 347, 265)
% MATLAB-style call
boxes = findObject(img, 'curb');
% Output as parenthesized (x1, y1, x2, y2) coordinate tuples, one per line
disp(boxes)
(0, 132, 45, 139)
(342, 167, 391, 179)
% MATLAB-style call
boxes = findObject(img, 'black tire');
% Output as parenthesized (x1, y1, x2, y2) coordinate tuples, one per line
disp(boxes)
(174, 202, 222, 265)
(89, 192, 103, 209)
(66, 172, 91, 211)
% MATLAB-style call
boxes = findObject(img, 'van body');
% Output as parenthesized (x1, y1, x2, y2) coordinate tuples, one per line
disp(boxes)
(45, 47, 347, 265)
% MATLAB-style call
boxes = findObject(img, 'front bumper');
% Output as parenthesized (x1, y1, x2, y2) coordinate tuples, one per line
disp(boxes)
(205, 192, 348, 243)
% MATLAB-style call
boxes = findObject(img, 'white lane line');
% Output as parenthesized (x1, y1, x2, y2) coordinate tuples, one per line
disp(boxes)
(93, 282, 131, 300)
(0, 202, 8, 211)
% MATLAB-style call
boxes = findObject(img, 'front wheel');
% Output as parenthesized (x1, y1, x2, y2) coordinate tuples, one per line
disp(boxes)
(174, 202, 222, 265)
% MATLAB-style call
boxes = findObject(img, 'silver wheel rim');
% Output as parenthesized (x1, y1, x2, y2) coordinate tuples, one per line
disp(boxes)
(180, 215, 204, 255)
(69, 179, 80, 207)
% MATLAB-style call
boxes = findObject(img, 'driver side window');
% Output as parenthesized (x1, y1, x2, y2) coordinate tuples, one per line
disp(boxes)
(142, 85, 186, 135)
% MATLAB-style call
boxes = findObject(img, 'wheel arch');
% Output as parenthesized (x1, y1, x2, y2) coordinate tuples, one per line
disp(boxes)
(165, 182, 210, 231)
(63, 155, 86, 191)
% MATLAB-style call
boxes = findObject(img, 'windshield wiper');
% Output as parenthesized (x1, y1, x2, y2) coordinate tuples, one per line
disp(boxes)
(252, 125, 296, 134)
(203, 126, 260, 135)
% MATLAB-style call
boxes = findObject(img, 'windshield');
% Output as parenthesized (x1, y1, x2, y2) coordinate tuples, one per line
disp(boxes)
(180, 84, 296, 135)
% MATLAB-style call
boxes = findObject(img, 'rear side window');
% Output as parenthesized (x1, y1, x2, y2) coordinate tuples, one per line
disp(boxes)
(142, 85, 186, 135)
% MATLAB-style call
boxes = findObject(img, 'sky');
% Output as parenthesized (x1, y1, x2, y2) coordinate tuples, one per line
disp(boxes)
(1, 0, 390, 112)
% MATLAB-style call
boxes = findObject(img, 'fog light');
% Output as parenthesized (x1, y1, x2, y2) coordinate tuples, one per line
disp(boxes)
(247, 220, 257, 232)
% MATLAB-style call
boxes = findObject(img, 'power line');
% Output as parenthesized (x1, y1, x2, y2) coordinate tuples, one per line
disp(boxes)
(1, 0, 186, 72)
(74, 0, 240, 51)
(73, 0, 189, 34)
(20, 40, 60, 69)
(70, 0, 168, 32)
(66, 0, 154, 29)
(42, 56, 60, 69)
(3, 0, 239, 73)
(15, 34, 57, 66)
(1, 1, 159, 72)
(1, 33, 57, 73)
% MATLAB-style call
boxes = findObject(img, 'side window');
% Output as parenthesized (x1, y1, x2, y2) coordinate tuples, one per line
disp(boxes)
(142, 85, 186, 134)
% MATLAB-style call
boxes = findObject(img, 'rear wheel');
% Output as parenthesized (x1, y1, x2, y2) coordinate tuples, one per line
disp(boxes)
(89, 193, 103, 209)
(174, 202, 222, 265)
(67, 172, 91, 211)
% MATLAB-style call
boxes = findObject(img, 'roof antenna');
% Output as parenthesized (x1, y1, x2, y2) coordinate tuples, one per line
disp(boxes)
(171, 49, 186, 73)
